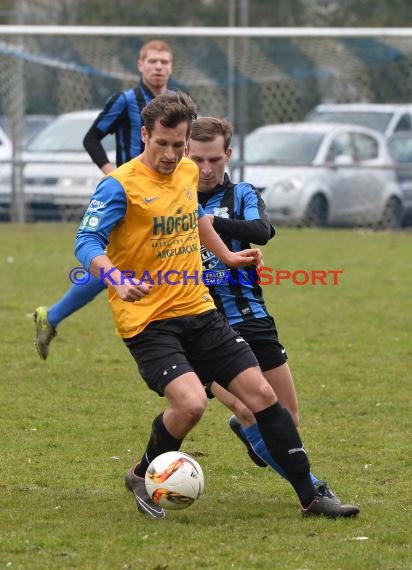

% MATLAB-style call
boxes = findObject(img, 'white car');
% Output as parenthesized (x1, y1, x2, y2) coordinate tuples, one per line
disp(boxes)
(305, 103, 412, 138)
(231, 123, 404, 228)
(22, 110, 114, 221)
(0, 115, 55, 219)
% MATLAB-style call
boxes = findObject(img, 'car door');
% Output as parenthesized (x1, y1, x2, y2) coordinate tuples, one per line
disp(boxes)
(350, 132, 390, 225)
(323, 131, 358, 223)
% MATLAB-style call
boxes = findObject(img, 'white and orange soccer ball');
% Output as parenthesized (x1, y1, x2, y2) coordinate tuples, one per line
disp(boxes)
(145, 451, 204, 510)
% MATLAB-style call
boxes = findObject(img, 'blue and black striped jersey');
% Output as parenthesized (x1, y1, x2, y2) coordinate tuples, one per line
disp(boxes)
(198, 174, 275, 325)
(83, 82, 155, 168)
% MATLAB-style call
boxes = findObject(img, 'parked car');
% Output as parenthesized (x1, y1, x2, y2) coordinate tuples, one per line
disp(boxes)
(305, 103, 412, 138)
(0, 111, 111, 221)
(387, 132, 412, 223)
(231, 123, 404, 228)
(23, 110, 114, 220)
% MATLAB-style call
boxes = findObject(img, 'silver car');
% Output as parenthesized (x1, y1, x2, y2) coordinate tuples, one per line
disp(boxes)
(231, 123, 404, 228)
(23, 110, 115, 220)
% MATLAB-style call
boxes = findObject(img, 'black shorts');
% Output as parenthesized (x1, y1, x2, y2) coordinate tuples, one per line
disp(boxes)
(232, 316, 288, 372)
(124, 309, 258, 396)
(204, 315, 288, 399)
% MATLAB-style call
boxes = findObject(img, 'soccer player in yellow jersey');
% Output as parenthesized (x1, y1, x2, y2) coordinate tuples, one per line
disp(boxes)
(75, 92, 344, 520)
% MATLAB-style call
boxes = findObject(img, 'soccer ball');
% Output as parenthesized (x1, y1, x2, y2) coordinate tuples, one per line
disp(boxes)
(145, 451, 204, 510)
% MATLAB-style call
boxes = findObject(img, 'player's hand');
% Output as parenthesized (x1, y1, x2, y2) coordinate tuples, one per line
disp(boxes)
(113, 281, 153, 302)
(225, 248, 263, 269)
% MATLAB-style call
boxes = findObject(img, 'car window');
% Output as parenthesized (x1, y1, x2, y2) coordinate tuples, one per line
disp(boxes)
(352, 133, 379, 161)
(1, 115, 55, 146)
(26, 116, 115, 153)
(393, 113, 412, 132)
(326, 133, 354, 161)
(388, 136, 412, 163)
(306, 110, 393, 134)
(238, 131, 324, 164)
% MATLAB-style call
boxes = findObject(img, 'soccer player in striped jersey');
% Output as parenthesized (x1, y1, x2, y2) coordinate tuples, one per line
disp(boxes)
(188, 116, 360, 517)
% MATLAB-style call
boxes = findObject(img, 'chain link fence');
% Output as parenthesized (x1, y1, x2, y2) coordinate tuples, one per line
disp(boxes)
(1, 27, 412, 224)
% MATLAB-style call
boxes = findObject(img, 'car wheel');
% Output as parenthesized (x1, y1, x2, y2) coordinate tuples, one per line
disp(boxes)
(379, 197, 403, 230)
(303, 194, 328, 227)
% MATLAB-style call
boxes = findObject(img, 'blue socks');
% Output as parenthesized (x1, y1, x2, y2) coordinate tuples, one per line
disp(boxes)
(47, 275, 106, 328)
(241, 422, 319, 485)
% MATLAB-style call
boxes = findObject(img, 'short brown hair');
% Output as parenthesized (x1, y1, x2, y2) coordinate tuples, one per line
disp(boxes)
(139, 40, 173, 61)
(190, 117, 233, 151)
(141, 91, 198, 136)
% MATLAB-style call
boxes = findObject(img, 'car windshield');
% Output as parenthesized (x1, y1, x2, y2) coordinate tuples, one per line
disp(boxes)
(1, 115, 54, 145)
(235, 130, 324, 165)
(26, 116, 115, 153)
(306, 110, 393, 134)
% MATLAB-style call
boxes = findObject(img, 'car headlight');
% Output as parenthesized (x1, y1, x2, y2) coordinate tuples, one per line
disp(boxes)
(273, 176, 303, 192)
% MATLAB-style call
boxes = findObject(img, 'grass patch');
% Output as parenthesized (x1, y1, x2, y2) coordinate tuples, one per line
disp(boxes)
(0, 224, 411, 569)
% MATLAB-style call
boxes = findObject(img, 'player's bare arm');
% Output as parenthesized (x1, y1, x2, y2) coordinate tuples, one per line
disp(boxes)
(101, 163, 115, 174)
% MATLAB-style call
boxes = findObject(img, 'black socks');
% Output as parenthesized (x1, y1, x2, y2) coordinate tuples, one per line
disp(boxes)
(134, 412, 183, 478)
(254, 402, 315, 507)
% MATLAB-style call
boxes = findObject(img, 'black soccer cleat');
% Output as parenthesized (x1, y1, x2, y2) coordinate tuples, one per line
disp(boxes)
(228, 415, 267, 468)
(125, 464, 166, 519)
(301, 481, 360, 518)
(313, 480, 340, 503)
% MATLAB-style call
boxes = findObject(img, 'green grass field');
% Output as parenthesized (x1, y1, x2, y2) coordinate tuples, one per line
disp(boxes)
(0, 224, 411, 570)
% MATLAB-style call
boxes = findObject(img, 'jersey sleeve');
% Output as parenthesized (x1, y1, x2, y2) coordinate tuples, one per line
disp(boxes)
(83, 92, 126, 168)
(75, 177, 127, 270)
(91, 91, 127, 135)
(212, 183, 275, 245)
(198, 203, 206, 218)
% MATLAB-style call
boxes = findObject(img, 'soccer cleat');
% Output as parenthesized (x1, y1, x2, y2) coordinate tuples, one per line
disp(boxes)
(125, 464, 166, 519)
(33, 306, 56, 360)
(301, 482, 360, 518)
(313, 480, 340, 503)
(228, 415, 267, 468)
